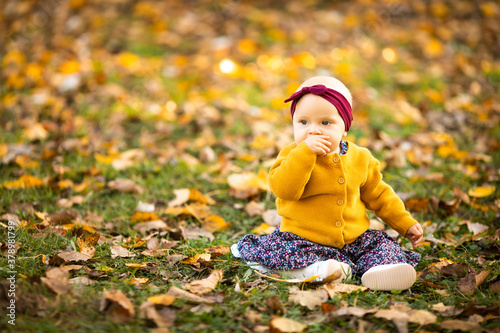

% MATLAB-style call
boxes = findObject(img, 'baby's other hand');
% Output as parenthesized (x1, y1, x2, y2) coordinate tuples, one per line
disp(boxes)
(304, 136, 331, 155)
(405, 223, 423, 248)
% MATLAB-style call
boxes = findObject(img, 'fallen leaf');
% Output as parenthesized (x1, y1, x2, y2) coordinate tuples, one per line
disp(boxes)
(202, 214, 229, 233)
(180, 225, 215, 241)
(288, 286, 328, 310)
(133, 220, 170, 234)
(227, 168, 269, 199)
(100, 289, 135, 323)
(408, 309, 437, 325)
(168, 188, 215, 207)
(147, 294, 176, 306)
(77, 232, 100, 257)
(323, 283, 368, 298)
(182, 270, 223, 294)
(108, 178, 143, 194)
(110, 246, 136, 259)
(139, 300, 176, 327)
(41, 267, 71, 295)
(246, 201, 265, 216)
(166, 286, 215, 304)
(465, 221, 489, 235)
(458, 273, 477, 295)
(374, 309, 409, 333)
(49, 251, 92, 265)
(269, 316, 307, 333)
(438, 319, 480, 331)
(431, 302, 464, 317)
(468, 185, 495, 198)
(3, 174, 44, 189)
(69, 276, 97, 286)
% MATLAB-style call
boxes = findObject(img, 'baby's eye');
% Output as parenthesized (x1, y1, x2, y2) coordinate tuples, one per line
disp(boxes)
(299, 120, 308, 125)
(322, 120, 331, 125)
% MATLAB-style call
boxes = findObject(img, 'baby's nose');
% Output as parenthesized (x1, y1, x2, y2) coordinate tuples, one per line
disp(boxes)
(308, 127, 321, 135)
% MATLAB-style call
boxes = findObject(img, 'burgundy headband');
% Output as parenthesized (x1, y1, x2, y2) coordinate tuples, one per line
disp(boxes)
(284, 84, 353, 131)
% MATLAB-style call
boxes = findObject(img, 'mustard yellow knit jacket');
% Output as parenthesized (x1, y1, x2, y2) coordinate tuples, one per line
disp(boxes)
(269, 141, 418, 248)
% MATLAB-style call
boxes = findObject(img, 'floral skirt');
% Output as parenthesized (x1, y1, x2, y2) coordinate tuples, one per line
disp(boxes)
(236, 225, 420, 275)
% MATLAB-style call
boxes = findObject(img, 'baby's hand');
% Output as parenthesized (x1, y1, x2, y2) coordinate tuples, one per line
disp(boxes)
(405, 223, 423, 248)
(304, 136, 331, 155)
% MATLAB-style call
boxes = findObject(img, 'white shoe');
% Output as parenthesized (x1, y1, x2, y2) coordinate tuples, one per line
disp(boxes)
(361, 264, 416, 291)
(230, 244, 241, 258)
(280, 259, 352, 283)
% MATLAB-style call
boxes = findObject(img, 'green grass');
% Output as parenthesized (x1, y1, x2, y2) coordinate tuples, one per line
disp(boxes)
(1, 1, 500, 332)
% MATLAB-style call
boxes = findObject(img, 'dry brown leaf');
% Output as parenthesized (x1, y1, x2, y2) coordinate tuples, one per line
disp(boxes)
(100, 289, 135, 323)
(262, 209, 282, 226)
(108, 178, 143, 194)
(110, 246, 136, 259)
(49, 251, 92, 265)
(438, 319, 480, 331)
(180, 225, 215, 241)
(288, 286, 328, 310)
(69, 276, 97, 286)
(133, 220, 170, 234)
(408, 309, 437, 325)
(182, 270, 223, 294)
(246, 201, 264, 216)
(458, 273, 477, 295)
(139, 301, 176, 327)
(431, 302, 464, 317)
(323, 283, 368, 298)
(269, 316, 307, 333)
(41, 267, 71, 295)
(374, 309, 409, 333)
(166, 286, 215, 304)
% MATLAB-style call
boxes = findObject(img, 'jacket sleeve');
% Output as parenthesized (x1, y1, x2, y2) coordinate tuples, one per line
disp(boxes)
(269, 142, 317, 201)
(360, 155, 418, 237)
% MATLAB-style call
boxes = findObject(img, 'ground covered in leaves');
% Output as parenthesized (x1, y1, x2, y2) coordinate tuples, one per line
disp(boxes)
(1, 0, 500, 332)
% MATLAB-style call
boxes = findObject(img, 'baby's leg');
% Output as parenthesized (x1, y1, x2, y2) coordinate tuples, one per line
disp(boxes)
(344, 230, 420, 290)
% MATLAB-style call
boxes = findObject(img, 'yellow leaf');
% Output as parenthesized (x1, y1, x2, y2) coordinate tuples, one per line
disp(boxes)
(58, 179, 74, 189)
(3, 175, 44, 189)
(424, 38, 444, 58)
(131, 212, 160, 223)
(22, 123, 48, 141)
(77, 232, 99, 257)
(15, 155, 38, 169)
(147, 294, 176, 306)
(0, 144, 7, 158)
(252, 222, 275, 235)
(118, 52, 140, 68)
(2, 50, 26, 66)
(24, 62, 44, 80)
(468, 186, 495, 198)
(202, 214, 229, 233)
(60, 60, 80, 74)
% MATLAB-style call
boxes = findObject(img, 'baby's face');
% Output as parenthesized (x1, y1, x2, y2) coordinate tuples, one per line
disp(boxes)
(293, 94, 346, 155)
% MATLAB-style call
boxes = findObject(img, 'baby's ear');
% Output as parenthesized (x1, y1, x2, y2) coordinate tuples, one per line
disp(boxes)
(343, 132, 347, 137)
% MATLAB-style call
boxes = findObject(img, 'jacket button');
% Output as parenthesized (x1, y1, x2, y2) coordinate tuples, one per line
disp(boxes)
(333, 156, 340, 163)
(335, 220, 342, 228)
(338, 177, 345, 184)
(337, 199, 344, 206)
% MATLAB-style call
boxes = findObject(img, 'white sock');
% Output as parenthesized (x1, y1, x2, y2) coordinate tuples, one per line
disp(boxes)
(361, 263, 416, 291)
(279, 259, 352, 283)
